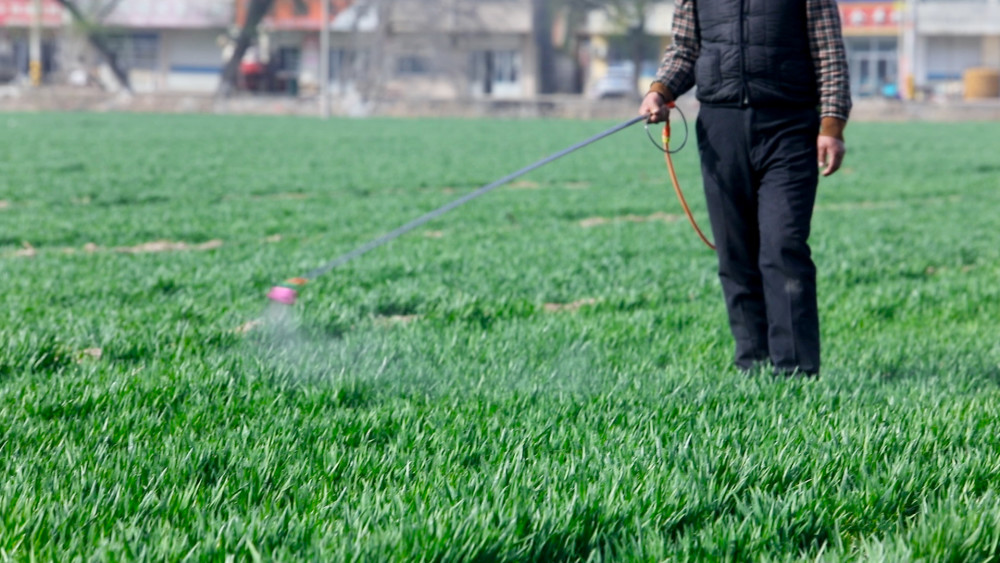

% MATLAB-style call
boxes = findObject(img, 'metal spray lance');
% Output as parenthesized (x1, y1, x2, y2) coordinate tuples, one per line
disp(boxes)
(266, 115, 648, 305)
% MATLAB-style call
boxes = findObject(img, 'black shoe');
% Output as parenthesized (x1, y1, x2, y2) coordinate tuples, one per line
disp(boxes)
(738, 359, 772, 377)
(773, 368, 819, 379)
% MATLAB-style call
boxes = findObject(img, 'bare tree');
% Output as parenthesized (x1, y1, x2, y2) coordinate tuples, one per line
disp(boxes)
(532, 0, 557, 94)
(92, 0, 123, 21)
(339, 0, 483, 106)
(610, 0, 657, 96)
(345, 0, 390, 105)
(52, 0, 131, 92)
(218, 0, 277, 97)
(438, 0, 491, 100)
(555, 0, 659, 97)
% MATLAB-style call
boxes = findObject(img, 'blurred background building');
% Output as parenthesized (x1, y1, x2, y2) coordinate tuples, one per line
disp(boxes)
(0, 0, 62, 83)
(89, 0, 232, 92)
(839, 0, 903, 98)
(234, 0, 560, 100)
(2, 0, 999, 106)
(908, 0, 1000, 98)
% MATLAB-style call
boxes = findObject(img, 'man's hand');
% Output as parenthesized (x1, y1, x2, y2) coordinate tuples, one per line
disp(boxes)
(817, 135, 846, 177)
(639, 91, 669, 123)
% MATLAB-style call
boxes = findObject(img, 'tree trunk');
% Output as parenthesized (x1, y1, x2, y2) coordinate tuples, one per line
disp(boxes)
(53, 0, 132, 92)
(532, 0, 556, 94)
(629, 18, 645, 98)
(628, 11, 646, 98)
(351, 0, 391, 106)
(218, 0, 277, 97)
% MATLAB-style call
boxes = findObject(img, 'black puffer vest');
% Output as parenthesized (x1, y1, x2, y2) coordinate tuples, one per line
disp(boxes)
(694, 0, 818, 107)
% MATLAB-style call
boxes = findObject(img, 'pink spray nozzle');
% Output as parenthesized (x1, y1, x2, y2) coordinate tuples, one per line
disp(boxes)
(267, 285, 298, 305)
(266, 278, 307, 305)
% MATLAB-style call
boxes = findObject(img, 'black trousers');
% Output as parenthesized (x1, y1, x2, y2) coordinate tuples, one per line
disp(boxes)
(696, 105, 820, 375)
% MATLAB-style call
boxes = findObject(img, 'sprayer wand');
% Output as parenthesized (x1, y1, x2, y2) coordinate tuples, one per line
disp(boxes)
(267, 115, 648, 305)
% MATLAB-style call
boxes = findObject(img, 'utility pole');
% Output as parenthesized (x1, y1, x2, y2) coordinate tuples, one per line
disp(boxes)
(29, 0, 43, 86)
(319, 0, 331, 119)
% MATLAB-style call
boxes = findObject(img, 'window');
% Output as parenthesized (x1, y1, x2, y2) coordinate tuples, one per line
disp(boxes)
(277, 46, 301, 73)
(105, 33, 159, 71)
(330, 49, 353, 81)
(130, 34, 158, 70)
(397, 56, 430, 75)
(877, 39, 897, 52)
(492, 50, 519, 84)
(469, 50, 523, 96)
(845, 37, 898, 97)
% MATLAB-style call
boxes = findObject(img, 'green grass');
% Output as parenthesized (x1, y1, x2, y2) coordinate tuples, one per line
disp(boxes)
(1, 112, 999, 561)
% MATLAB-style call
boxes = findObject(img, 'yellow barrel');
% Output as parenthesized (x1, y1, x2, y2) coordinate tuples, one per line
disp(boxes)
(964, 67, 1000, 100)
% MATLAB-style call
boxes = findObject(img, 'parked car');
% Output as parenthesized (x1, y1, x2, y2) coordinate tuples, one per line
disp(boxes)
(592, 61, 634, 98)
(590, 60, 659, 99)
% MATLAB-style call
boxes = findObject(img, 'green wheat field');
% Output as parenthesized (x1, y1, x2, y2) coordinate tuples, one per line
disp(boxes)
(2, 112, 999, 561)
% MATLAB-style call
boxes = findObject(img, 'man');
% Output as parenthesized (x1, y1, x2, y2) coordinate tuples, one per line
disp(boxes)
(639, 0, 851, 376)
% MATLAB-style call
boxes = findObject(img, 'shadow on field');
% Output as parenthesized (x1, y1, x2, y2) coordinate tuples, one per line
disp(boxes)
(972, 163, 1000, 175)
(0, 333, 78, 378)
(853, 346, 1000, 386)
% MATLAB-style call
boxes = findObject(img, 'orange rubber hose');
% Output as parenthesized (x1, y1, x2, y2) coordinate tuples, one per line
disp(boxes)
(663, 121, 716, 251)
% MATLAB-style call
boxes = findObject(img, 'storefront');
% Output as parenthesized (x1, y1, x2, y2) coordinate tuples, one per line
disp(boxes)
(838, 1, 903, 98)
(0, 0, 64, 83)
(99, 0, 232, 92)
(234, 0, 355, 95)
(235, 0, 540, 100)
(913, 0, 1000, 98)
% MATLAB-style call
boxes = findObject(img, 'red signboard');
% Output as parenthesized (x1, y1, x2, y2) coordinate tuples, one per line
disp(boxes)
(237, 0, 352, 31)
(0, 0, 63, 27)
(839, 2, 902, 33)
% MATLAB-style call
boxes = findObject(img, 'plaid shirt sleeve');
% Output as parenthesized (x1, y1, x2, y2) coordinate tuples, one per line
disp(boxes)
(807, 0, 852, 121)
(651, 0, 699, 99)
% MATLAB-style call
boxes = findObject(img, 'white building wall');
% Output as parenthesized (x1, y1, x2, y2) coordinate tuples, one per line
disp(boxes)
(164, 29, 225, 92)
(984, 35, 1000, 67)
(915, 0, 1000, 93)
(916, 1, 1000, 36)
(924, 35, 982, 80)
